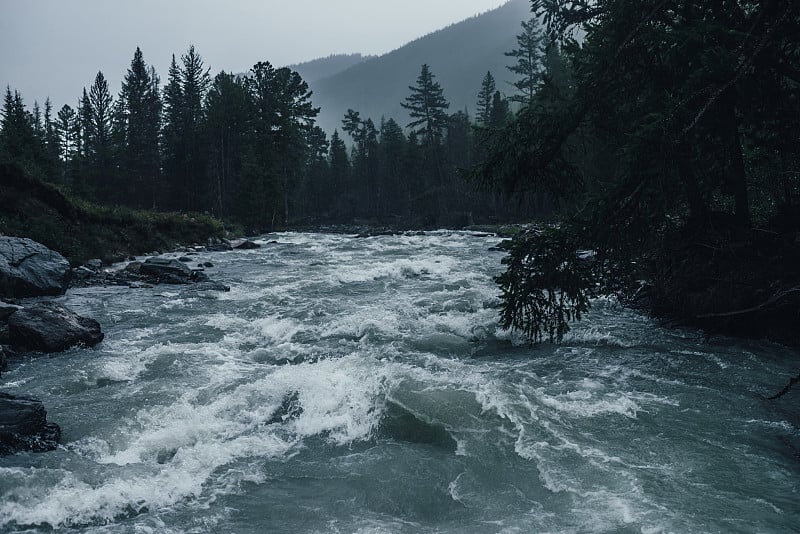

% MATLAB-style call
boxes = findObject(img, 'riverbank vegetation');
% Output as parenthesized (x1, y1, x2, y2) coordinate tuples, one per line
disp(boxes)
(0, 163, 223, 265)
(477, 0, 800, 345)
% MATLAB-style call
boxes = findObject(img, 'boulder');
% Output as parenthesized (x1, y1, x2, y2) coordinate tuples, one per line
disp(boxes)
(8, 302, 104, 353)
(140, 258, 193, 281)
(232, 239, 261, 250)
(206, 243, 233, 252)
(0, 392, 61, 455)
(0, 237, 71, 298)
(125, 261, 143, 274)
(0, 301, 21, 321)
(85, 259, 102, 271)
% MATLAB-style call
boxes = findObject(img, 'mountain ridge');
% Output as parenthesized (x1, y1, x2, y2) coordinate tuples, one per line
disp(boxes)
(307, 0, 532, 134)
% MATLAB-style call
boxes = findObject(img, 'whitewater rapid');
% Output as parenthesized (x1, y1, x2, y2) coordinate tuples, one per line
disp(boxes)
(0, 232, 797, 533)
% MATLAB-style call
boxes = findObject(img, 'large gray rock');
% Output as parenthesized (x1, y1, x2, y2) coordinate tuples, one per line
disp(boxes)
(0, 301, 20, 321)
(231, 239, 261, 250)
(0, 392, 61, 455)
(0, 237, 71, 298)
(140, 258, 194, 284)
(8, 302, 104, 353)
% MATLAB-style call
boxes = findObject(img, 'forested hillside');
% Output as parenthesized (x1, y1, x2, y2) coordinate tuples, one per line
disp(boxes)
(310, 0, 532, 134)
(286, 54, 373, 85)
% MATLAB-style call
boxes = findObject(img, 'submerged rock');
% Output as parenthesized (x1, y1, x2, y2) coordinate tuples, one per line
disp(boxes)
(206, 243, 233, 252)
(0, 237, 71, 298)
(0, 301, 21, 321)
(8, 302, 104, 353)
(232, 239, 261, 250)
(0, 392, 61, 455)
(140, 258, 193, 279)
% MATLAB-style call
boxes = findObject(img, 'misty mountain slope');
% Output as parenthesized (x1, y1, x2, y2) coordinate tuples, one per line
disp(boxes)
(309, 0, 532, 134)
(286, 54, 374, 85)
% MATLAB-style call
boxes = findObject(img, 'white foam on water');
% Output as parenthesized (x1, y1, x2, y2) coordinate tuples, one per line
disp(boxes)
(0, 353, 397, 530)
(535, 388, 641, 419)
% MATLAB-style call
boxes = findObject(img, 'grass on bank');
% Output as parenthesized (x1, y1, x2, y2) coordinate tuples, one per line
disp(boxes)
(0, 163, 228, 265)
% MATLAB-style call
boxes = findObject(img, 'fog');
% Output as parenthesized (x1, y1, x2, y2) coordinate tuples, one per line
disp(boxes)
(0, 0, 512, 109)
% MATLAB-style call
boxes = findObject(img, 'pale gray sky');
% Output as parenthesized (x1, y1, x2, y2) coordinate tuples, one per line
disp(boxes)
(0, 0, 511, 110)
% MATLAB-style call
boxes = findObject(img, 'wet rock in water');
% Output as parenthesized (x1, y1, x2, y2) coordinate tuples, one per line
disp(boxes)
(178, 257, 192, 263)
(267, 391, 303, 424)
(188, 281, 231, 292)
(0, 237, 71, 298)
(206, 243, 233, 252)
(231, 239, 261, 250)
(0, 301, 21, 321)
(85, 259, 102, 271)
(0, 392, 61, 455)
(0, 347, 7, 376)
(378, 401, 457, 452)
(8, 302, 104, 353)
(125, 261, 143, 274)
(140, 258, 193, 281)
(0, 323, 9, 345)
(203, 262, 214, 268)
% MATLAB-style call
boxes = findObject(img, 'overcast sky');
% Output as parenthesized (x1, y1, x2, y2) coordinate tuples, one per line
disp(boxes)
(1, 0, 511, 111)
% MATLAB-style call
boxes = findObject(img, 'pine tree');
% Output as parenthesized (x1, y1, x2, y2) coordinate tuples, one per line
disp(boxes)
(328, 129, 350, 217)
(85, 71, 115, 200)
(489, 91, 511, 128)
(243, 61, 319, 227)
(55, 104, 78, 185)
(162, 46, 211, 211)
(118, 47, 162, 207)
(401, 64, 450, 144)
(378, 118, 407, 216)
(206, 71, 251, 217)
(476, 71, 496, 126)
(402, 64, 451, 214)
(505, 18, 544, 104)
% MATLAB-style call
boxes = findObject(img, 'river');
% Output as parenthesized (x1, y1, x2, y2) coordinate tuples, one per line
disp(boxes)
(0, 232, 798, 533)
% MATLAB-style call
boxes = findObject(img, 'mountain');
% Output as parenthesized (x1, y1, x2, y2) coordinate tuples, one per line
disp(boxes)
(308, 0, 532, 135)
(286, 54, 374, 85)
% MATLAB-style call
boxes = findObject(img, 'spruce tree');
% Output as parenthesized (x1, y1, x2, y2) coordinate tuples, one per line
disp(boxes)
(328, 129, 350, 218)
(162, 46, 211, 211)
(118, 47, 162, 207)
(85, 71, 115, 200)
(401, 64, 450, 144)
(505, 18, 544, 105)
(206, 71, 251, 217)
(476, 71, 496, 126)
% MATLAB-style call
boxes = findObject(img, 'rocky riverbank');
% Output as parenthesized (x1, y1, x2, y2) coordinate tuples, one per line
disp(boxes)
(0, 235, 260, 455)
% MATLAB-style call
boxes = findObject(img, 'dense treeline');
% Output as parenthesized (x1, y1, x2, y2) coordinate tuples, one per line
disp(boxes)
(1, 34, 549, 231)
(478, 0, 800, 344)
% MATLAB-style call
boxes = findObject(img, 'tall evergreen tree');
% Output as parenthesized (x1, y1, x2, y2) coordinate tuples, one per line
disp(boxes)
(205, 71, 251, 217)
(83, 71, 115, 200)
(402, 64, 451, 214)
(476, 71, 497, 126)
(55, 104, 79, 185)
(117, 47, 162, 207)
(243, 61, 318, 227)
(328, 129, 350, 217)
(0, 88, 38, 165)
(505, 18, 544, 104)
(162, 46, 210, 211)
(401, 64, 450, 144)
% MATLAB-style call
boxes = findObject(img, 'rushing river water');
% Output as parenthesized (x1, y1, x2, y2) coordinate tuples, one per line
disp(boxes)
(0, 232, 798, 533)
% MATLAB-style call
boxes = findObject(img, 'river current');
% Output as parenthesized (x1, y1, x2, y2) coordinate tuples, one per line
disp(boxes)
(0, 232, 798, 533)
